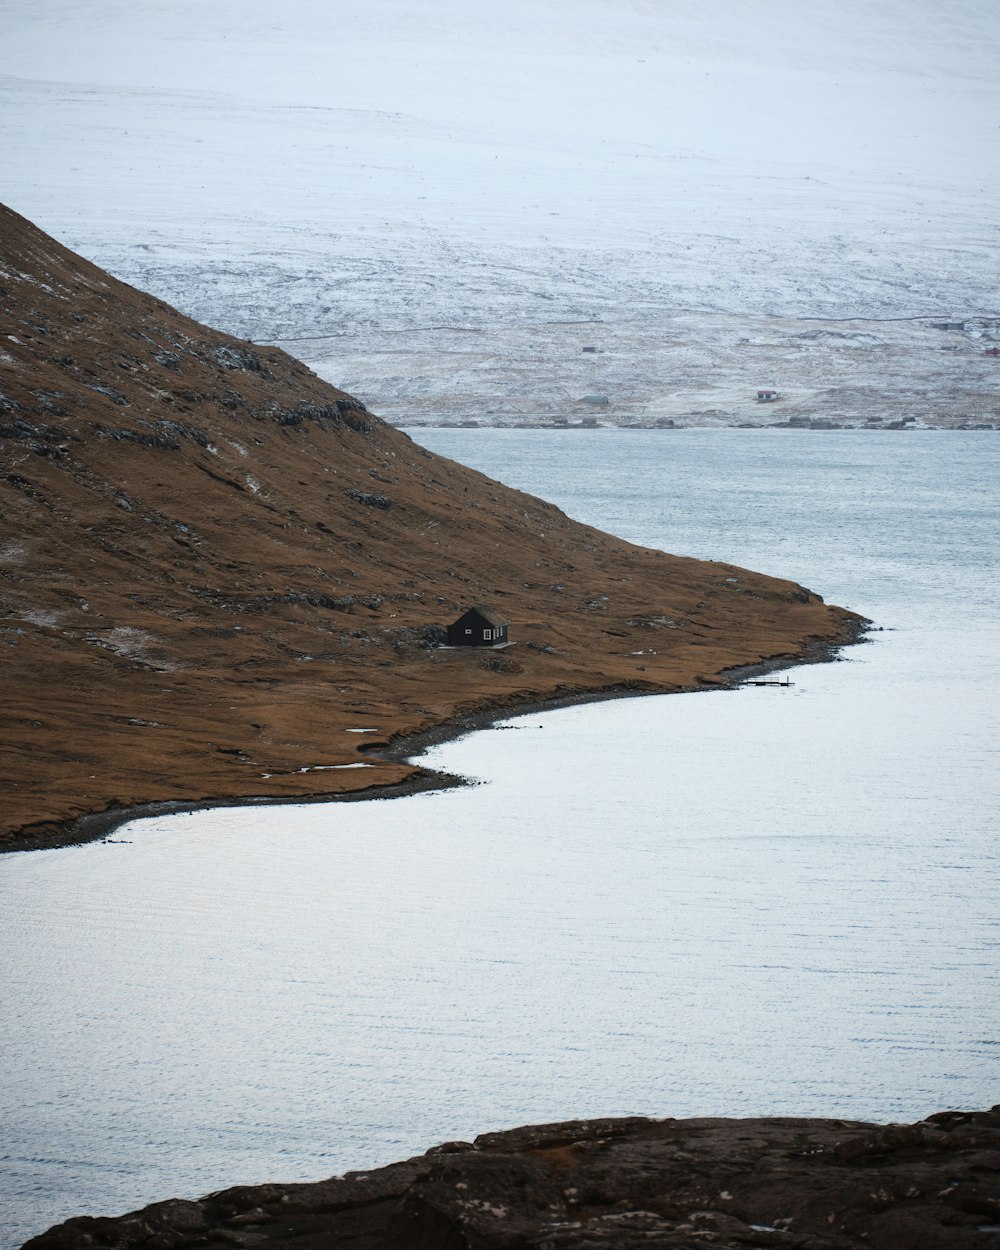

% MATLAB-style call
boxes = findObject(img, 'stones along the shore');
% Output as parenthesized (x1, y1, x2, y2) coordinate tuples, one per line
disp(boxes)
(22, 1109, 1000, 1249)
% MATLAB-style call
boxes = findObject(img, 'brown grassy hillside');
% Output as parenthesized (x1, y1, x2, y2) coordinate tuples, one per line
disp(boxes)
(0, 205, 863, 848)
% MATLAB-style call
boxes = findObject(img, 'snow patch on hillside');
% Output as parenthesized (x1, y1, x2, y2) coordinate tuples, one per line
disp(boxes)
(3, 0, 999, 425)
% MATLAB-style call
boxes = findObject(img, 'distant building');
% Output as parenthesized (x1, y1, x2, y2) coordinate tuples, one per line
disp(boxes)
(756, 389, 778, 402)
(446, 606, 510, 648)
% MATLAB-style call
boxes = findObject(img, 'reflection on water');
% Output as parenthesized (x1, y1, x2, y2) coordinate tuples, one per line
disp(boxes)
(2, 432, 998, 1248)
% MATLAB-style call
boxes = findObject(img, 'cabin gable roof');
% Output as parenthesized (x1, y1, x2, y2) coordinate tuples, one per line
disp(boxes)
(453, 605, 508, 628)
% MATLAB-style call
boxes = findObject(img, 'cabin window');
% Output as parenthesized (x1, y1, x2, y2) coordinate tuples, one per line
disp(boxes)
(465, 628, 472, 634)
(483, 629, 492, 640)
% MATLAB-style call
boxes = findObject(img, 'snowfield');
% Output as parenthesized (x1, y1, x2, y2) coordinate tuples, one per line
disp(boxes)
(4, 0, 999, 426)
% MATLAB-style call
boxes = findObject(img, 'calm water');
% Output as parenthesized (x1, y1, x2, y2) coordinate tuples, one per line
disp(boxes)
(2, 432, 998, 1247)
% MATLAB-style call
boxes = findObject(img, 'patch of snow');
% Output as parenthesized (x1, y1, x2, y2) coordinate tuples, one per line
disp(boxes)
(296, 763, 372, 771)
(0, 542, 29, 565)
(20, 608, 63, 627)
(83, 626, 169, 667)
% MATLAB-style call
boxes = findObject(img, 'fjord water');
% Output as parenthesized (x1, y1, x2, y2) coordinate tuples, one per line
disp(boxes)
(2, 431, 997, 1248)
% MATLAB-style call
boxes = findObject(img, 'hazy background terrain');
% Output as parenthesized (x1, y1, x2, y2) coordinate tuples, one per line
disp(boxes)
(5, 0, 1000, 425)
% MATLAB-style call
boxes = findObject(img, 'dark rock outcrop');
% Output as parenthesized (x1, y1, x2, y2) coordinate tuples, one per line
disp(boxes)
(22, 1109, 1000, 1249)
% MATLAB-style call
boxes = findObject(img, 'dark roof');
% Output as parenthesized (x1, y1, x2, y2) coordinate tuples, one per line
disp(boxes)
(457, 605, 508, 627)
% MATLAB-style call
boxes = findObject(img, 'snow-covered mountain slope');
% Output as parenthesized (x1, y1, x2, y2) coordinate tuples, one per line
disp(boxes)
(4, 1, 999, 426)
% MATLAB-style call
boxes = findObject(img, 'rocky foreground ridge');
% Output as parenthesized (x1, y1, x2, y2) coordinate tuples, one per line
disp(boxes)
(0, 204, 862, 848)
(23, 1109, 1000, 1249)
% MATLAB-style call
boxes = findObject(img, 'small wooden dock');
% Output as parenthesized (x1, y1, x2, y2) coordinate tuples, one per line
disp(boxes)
(746, 677, 794, 687)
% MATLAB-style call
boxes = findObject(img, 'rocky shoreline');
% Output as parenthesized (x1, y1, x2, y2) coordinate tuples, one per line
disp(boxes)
(22, 1108, 1000, 1249)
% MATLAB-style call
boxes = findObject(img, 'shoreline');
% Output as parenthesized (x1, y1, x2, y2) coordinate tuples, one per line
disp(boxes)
(21, 1107, 997, 1250)
(1, 624, 869, 856)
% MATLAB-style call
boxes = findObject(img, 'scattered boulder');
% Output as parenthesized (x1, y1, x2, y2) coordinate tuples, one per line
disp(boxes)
(347, 489, 391, 510)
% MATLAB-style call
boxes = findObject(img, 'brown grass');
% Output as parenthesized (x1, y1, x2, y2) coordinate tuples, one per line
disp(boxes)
(0, 204, 863, 848)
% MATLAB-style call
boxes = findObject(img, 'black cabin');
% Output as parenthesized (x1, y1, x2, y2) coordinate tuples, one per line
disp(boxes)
(446, 606, 510, 648)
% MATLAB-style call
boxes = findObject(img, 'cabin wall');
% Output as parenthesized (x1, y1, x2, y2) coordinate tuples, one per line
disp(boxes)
(446, 613, 509, 647)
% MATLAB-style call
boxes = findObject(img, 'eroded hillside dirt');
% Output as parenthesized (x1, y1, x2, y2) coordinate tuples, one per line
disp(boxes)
(0, 204, 863, 849)
(22, 1109, 1000, 1249)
